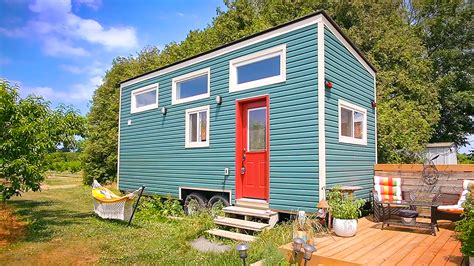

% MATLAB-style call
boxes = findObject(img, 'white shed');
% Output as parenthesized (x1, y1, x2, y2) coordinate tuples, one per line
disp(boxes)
(425, 142, 458, 165)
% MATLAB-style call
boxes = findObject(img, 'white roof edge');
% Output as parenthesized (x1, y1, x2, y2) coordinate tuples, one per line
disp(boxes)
(321, 16, 376, 77)
(426, 142, 456, 148)
(120, 14, 323, 89)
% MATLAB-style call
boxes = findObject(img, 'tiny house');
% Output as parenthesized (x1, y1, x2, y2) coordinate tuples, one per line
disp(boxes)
(118, 11, 377, 215)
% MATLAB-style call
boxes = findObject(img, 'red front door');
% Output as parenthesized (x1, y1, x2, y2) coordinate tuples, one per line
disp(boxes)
(236, 97, 269, 200)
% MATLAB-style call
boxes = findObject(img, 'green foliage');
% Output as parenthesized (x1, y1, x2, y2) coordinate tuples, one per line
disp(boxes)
(327, 186, 365, 220)
(0, 80, 85, 200)
(45, 152, 82, 173)
(83, 0, 472, 177)
(138, 195, 184, 219)
(408, 0, 473, 146)
(455, 192, 474, 256)
(458, 152, 474, 164)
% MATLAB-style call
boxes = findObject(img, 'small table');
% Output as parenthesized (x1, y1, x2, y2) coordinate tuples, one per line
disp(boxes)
(327, 186, 363, 228)
(378, 200, 440, 236)
(338, 186, 363, 196)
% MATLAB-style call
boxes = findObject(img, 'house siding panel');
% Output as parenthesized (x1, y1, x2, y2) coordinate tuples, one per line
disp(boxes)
(119, 24, 319, 212)
(324, 27, 376, 199)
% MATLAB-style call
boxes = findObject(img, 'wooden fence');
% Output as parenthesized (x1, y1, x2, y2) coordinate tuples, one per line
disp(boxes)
(374, 164, 474, 194)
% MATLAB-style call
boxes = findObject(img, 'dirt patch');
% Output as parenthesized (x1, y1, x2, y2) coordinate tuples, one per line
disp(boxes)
(0, 204, 26, 247)
(41, 184, 79, 190)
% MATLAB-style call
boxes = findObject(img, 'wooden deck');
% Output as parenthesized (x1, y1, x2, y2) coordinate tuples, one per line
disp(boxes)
(280, 216, 465, 266)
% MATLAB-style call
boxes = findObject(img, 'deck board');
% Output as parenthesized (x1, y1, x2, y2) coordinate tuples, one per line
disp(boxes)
(280, 216, 463, 266)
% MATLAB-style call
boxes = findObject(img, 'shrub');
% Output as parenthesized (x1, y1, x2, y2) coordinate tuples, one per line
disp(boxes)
(456, 191, 474, 257)
(46, 152, 82, 173)
(138, 195, 184, 221)
(327, 186, 365, 220)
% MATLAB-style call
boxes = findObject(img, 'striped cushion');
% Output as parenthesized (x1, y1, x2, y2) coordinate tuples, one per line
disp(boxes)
(462, 180, 474, 191)
(457, 180, 473, 206)
(374, 176, 402, 202)
(437, 205, 464, 214)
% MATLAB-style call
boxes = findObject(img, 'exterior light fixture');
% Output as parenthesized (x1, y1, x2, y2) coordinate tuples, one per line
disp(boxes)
(302, 243, 316, 266)
(236, 243, 249, 266)
(215, 95, 222, 105)
(161, 107, 167, 115)
(325, 80, 333, 89)
(292, 237, 304, 263)
(371, 100, 377, 108)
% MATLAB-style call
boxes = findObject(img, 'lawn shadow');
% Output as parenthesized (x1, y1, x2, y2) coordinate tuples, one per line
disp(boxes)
(8, 199, 94, 243)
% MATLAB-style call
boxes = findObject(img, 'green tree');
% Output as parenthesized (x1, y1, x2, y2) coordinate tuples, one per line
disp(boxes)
(85, 1, 465, 182)
(0, 80, 85, 200)
(408, 0, 474, 146)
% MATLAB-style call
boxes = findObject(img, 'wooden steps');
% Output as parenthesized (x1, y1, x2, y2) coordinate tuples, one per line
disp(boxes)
(223, 206, 277, 219)
(235, 198, 269, 210)
(206, 229, 256, 242)
(206, 199, 279, 242)
(214, 216, 269, 231)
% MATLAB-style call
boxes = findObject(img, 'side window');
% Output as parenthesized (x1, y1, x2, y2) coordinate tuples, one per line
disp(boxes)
(185, 105, 210, 148)
(339, 99, 367, 145)
(130, 84, 159, 113)
(229, 44, 286, 92)
(172, 68, 210, 105)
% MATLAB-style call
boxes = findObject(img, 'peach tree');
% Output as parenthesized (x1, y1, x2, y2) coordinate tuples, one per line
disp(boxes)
(0, 80, 84, 200)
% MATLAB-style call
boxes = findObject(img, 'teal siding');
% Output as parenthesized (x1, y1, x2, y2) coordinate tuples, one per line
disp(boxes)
(324, 27, 376, 199)
(119, 24, 319, 213)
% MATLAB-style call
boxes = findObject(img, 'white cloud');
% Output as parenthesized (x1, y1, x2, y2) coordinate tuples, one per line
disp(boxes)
(21, 75, 103, 103)
(0, 0, 138, 57)
(60, 61, 104, 75)
(176, 12, 185, 17)
(74, 0, 102, 10)
(43, 36, 89, 56)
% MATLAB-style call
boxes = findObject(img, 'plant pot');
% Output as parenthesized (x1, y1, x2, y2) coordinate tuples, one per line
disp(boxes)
(333, 218, 358, 237)
(469, 256, 473, 266)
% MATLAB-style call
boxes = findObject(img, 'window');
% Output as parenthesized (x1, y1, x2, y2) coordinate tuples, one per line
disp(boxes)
(338, 99, 367, 145)
(248, 107, 267, 151)
(172, 68, 210, 105)
(185, 105, 210, 148)
(130, 84, 159, 113)
(229, 45, 286, 92)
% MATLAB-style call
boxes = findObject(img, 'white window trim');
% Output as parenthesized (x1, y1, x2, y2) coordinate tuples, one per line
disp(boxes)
(229, 44, 286, 92)
(172, 68, 210, 105)
(130, 84, 159, 114)
(338, 99, 367, 145)
(185, 105, 210, 148)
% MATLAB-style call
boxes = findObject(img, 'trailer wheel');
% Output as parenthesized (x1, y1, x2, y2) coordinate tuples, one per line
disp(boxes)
(184, 192, 207, 215)
(208, 195, 230, 211)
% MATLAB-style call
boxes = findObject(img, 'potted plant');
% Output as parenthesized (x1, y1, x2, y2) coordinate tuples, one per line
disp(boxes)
(455, 191, 473, 264)
(327, 186, 365, 237)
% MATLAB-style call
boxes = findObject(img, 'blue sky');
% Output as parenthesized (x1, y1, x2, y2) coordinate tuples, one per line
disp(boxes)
(0, 0, 224, 114)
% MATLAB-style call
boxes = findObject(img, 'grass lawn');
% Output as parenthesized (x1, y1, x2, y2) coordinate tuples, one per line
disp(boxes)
(0, 174, 292, 265)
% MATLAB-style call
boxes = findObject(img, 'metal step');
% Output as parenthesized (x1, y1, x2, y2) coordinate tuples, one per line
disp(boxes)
(206, 229, 256, 242)
(235, 198, 269, 210)
(213, 216, 269, 231)
(223, 206, 277, 219)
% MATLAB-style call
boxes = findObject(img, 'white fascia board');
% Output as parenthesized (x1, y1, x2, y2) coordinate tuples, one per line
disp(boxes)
(121, 15, 323, 89)
(321, 16, 375, 78)
(117, 82, 123, 189)
(374, 76, 378, 163)
(317, 21, 326, 200)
